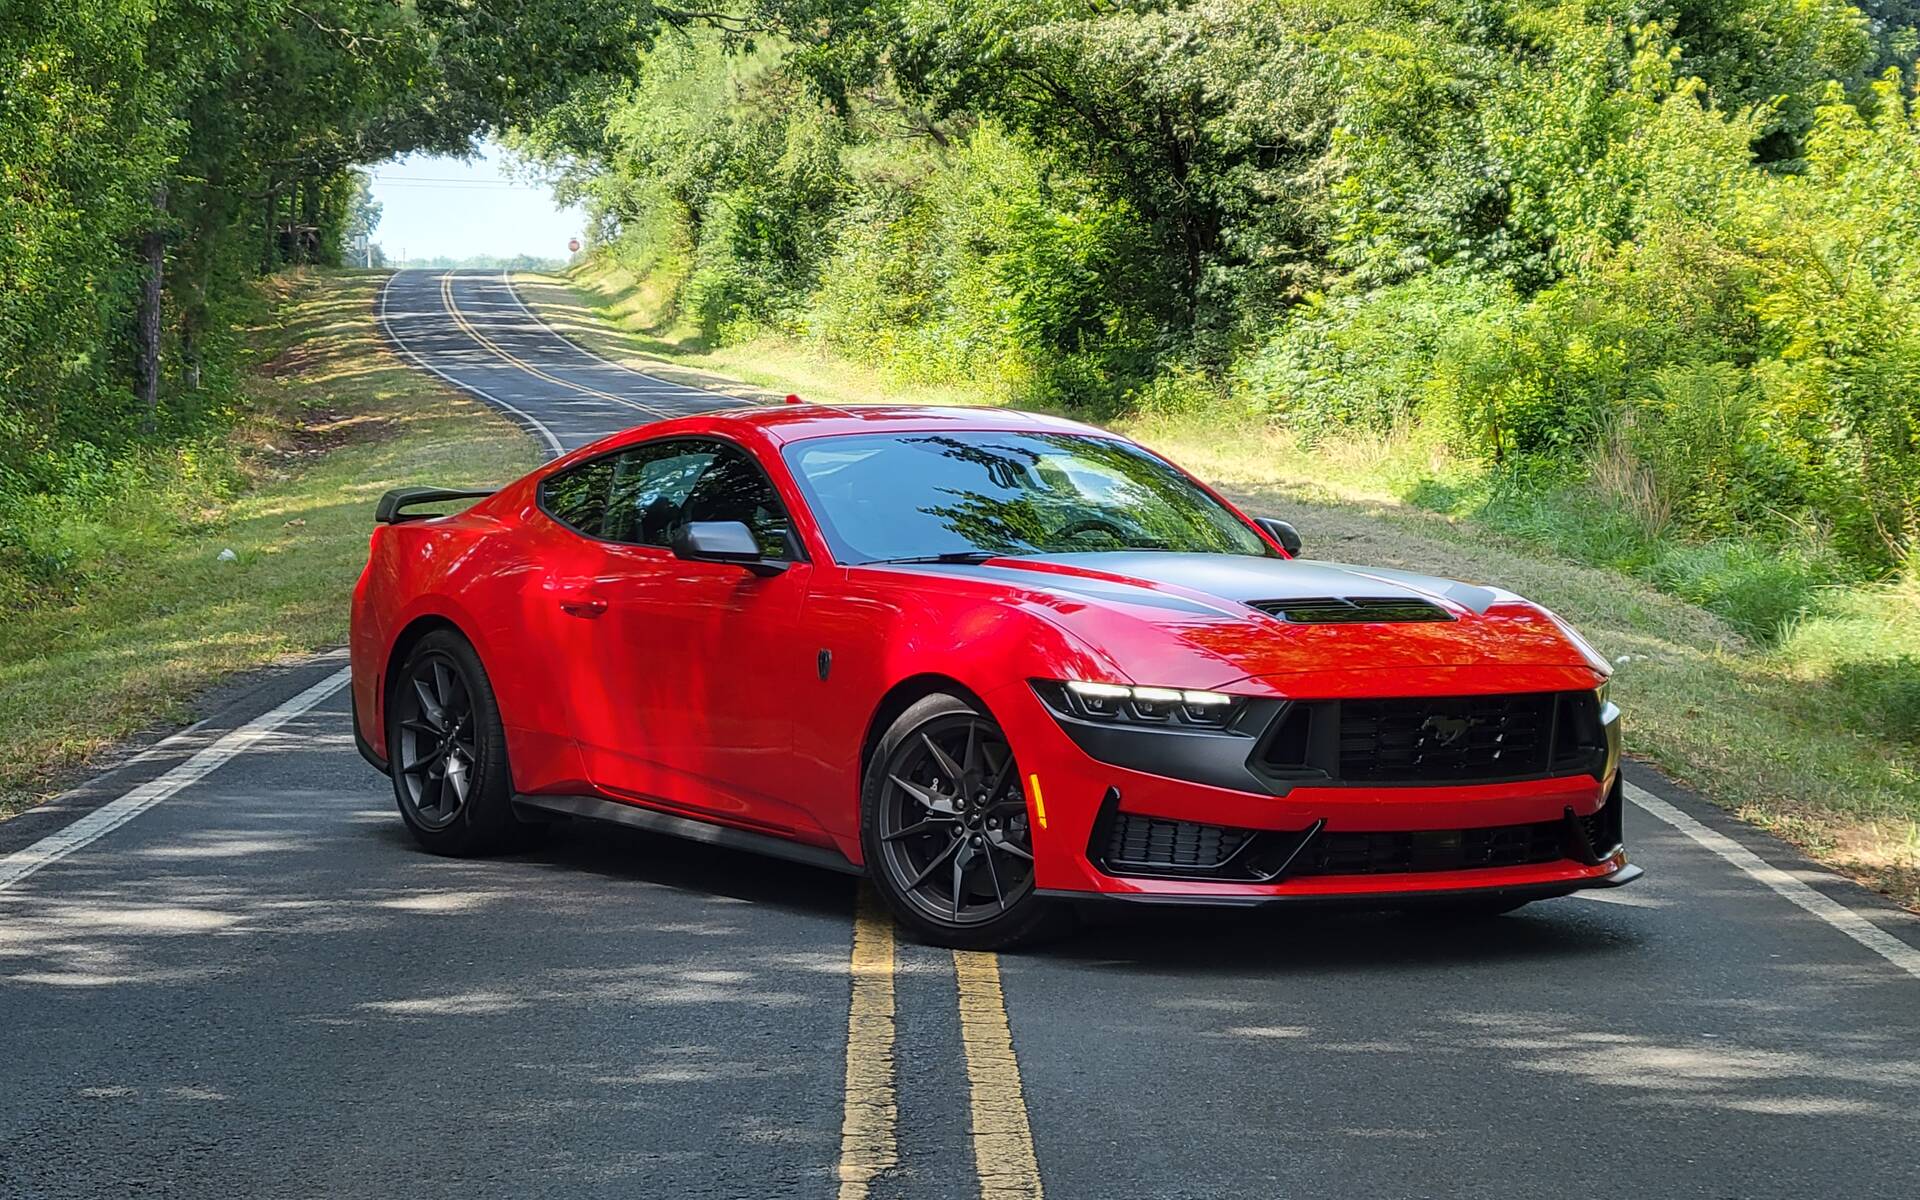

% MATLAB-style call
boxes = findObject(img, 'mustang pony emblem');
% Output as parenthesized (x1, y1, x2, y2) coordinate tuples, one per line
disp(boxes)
(1420, 714, 1475, 747)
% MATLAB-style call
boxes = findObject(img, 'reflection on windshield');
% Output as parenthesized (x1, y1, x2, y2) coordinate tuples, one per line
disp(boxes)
(785, 431, 1272, 564)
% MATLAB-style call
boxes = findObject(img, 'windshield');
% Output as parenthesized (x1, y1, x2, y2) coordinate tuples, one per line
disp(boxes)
(783, 431, 1273, 564)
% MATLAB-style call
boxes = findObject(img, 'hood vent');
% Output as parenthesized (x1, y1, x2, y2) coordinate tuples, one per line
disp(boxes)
(1251, 597, 1454, 624)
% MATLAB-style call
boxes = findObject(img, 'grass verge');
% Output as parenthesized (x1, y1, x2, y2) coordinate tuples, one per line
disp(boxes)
(517, 264, 1920, 909)
(0, 269, 538, 818)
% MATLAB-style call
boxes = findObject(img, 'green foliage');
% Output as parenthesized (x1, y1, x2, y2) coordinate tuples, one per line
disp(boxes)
(1, 0, 676, 536)
(1234, 276, 1510, 439)
(0, 436, 247, 603)
(1829, 655, 1920, 742)
(508, 1, 1920, 579)
(1648, 541, 1828, 642)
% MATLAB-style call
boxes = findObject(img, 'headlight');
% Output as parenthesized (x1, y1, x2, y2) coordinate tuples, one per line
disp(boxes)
(1035, 679, 1245, 729)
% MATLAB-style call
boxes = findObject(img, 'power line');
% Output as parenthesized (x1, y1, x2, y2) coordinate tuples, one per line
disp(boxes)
(367, 176, 549, 190)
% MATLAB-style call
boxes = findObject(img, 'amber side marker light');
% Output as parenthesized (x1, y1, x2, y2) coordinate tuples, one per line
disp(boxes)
(1027, 773, 1049, 829)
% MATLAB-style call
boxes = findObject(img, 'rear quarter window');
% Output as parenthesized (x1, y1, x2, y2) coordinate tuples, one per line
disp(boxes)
(538, 458, 615, 536)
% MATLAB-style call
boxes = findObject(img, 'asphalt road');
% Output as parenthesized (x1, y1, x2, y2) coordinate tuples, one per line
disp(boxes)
(4, 269, 1919, 1200)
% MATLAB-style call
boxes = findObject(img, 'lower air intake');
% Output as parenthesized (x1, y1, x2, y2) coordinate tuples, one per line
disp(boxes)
(1292, 821, 1565, 876)
(1103, 811, 1252, 874)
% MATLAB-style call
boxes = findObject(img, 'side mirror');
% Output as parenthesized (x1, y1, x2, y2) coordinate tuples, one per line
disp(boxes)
(1256, 517, 1302, 556)
(670, 521, 784, 576)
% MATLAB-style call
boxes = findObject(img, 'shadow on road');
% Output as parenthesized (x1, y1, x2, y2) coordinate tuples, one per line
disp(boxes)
(1048, 897, 1644, 973)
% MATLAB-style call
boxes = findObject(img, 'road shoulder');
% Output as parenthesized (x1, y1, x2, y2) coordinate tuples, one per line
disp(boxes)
(0, 269, 537, 825)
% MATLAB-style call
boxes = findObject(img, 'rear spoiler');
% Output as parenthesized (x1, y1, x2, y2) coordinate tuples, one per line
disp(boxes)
(374, 486, 496, 524)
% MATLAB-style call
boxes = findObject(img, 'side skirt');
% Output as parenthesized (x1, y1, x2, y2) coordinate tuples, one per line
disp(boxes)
(511, 793, 864, 877)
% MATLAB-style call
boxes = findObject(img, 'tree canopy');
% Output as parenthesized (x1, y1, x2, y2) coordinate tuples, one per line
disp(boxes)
(5, 0, 1919, 581)
(508, 0, 1920, 571)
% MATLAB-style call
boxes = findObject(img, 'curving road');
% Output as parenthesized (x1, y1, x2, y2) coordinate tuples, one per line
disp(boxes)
(3, 270, 1918, 1199)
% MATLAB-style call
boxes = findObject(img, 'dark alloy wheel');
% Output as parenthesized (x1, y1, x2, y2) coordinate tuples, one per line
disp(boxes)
(395, 654, 478, 831)
(386, 628, 540, 856)
(861, 693, 1066, 949)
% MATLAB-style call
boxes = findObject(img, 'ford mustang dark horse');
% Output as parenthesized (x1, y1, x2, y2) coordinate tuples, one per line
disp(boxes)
(350, 405, 1638, 947)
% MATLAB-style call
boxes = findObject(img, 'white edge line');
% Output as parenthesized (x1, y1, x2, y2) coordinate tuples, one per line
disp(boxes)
(378, 270, 567, 459)
(496, 269, 754, 406)
(441, 270, 672, 421)
(497, 267, 643, 374)
(1625, 781, 1920, 981)
(0, 668, 351, 892)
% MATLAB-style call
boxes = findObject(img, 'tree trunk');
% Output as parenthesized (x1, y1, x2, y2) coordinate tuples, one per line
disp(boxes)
(291, 177, 308, 265)
(138, 185, 167, 434)
(263, 187, 279, 273)
(301, 175, 321, 265)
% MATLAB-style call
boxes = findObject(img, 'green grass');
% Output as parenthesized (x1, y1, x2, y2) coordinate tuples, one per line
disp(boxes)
(517, 262, 1920, 909)
(0, 270, 538, 817)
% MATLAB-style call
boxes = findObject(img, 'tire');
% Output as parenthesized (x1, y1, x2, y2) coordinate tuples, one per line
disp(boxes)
(385, 628, 542, 856)
(861, 692, 1069, 950)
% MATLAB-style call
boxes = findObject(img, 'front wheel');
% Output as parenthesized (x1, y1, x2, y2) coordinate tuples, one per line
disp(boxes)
(386, 628, 541, 856)
(861, 693, 1067, 950)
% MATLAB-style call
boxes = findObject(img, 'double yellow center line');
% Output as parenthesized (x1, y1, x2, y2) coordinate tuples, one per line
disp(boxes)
(441, 269, 1043, 1192)
(437, 272, 673, 421)
(837, 892, 1045, 1199)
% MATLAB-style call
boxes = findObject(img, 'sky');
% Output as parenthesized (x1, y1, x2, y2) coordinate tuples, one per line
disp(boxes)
(365, 141, 586, 262)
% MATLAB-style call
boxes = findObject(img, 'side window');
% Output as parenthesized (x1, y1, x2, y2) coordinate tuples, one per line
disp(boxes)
(538, 458, 614, 536)
(682, 443, 795, 560)
(605, 442, 716, 547)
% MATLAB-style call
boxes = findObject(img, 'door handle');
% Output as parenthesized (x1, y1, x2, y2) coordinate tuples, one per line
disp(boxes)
(558, 596, 607, 618)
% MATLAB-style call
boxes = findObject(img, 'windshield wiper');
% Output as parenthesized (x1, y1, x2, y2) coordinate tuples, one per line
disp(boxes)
(870, 551, 1005, 565)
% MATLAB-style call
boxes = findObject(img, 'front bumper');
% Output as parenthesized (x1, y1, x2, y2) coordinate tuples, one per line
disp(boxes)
(1039, 861, 1643, 909)
(989, 678, 1638, 904)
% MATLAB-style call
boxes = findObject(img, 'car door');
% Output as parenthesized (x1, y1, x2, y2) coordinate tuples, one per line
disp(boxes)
(511, 452, 619, 794)
(572, 437, 819, 835)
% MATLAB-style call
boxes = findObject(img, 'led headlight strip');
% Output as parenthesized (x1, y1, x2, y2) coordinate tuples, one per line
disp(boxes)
(1066, 681, 1235, 706)
(1054, 679, 1241, 727)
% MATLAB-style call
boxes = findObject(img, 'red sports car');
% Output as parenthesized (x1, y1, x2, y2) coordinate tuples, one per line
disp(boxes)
(350, 405, 1637, 947)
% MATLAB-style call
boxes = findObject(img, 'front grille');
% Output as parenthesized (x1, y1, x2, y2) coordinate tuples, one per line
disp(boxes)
(1293, 820, 1565, 876)
(1340, 693, 1555, 782)
(1257, 691, 1596, 786)
(1250, 597, 1454, 624)
(1103, 811, 1252, 874)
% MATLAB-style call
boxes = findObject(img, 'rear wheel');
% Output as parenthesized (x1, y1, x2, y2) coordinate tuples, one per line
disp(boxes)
(386, 628, 540, 856)
(861, 693, 1066, 950)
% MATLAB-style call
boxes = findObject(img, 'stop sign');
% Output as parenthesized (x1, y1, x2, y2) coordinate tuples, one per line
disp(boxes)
(567, 238, 581, 253)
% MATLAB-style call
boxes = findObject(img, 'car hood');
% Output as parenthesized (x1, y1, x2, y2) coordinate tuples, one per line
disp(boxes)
(883, 552, 1605, 692)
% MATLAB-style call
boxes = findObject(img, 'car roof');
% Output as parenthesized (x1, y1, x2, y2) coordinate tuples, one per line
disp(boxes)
(611, 403, 1115, 450)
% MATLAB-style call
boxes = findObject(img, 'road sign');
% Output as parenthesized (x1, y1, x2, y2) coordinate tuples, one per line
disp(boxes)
(568, 238, 581, 253)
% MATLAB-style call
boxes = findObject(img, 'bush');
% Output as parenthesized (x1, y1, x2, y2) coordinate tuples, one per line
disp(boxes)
(1828, 656, 1920, 744)
(1129, 361, 1228, 419)
(1235, 276, 1509, 441)
(1649, 541, 1829, 643)
(0, 437, 245, 606)
(1613, 361, 1813, 541)
(1429, 283, 1675, 465)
